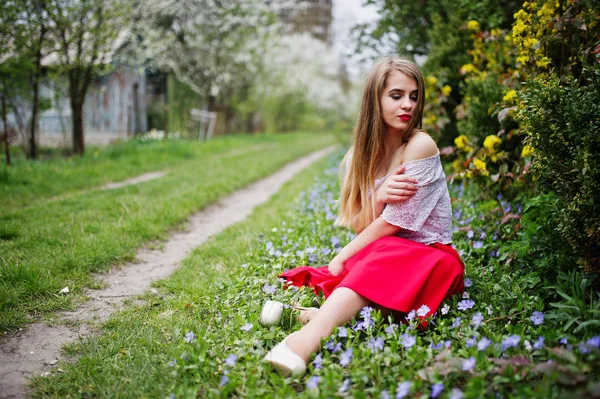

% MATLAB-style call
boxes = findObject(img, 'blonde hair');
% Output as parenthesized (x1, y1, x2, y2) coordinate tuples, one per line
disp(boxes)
(336, 57, 425, 230)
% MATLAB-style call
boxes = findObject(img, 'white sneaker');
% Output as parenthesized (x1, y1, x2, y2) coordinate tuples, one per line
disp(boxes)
(259, 300, 284, 327)
(264, 332, 307, 377)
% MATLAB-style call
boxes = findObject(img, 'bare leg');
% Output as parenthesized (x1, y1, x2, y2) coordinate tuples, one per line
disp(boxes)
(285, 287, 370, 363)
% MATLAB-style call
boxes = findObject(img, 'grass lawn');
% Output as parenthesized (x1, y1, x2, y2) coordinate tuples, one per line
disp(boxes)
(30, 152, 600, 398)
(0, 132, 336, 332)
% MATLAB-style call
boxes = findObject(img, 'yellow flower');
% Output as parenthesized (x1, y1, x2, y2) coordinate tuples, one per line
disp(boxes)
(503, 90, 518, 102)
(452, 159, 462, 171)
(516, 55, 528, 64)
(491, 28, 503, 37)
(467, 20, 480, 32)
(454, 135, 470, 150)
(523, 38, 538, 49)
(460, 63, 477, 75)
(536, 57, 551, 68)
(426, 76, 438, 86)
(441, 85, 452, 96)
(473, 158, 489, 175)
(521, 145, 534, 158)
(483, 135, 502, 151)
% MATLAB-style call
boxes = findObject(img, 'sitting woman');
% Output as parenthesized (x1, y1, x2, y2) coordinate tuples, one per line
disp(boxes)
(264, 57, 465, 376)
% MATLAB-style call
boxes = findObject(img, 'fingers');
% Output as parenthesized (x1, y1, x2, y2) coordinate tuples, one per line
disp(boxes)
(388, 182, 418, 191)
(392, 174, 418, 184)
(394, 165, 406, 175)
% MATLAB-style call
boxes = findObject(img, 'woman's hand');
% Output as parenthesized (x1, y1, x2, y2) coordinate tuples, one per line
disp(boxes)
(376, 165, 418, 205)
(328, 256, 346, 276)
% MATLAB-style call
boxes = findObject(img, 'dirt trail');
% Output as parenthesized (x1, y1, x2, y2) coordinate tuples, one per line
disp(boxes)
(0, 145, 337, 399)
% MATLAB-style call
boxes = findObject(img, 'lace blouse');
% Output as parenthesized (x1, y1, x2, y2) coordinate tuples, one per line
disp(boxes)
(374, 153, 453, 245)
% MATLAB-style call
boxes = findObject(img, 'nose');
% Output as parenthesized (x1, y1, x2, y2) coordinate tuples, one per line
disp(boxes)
(400, 96, 412, 111)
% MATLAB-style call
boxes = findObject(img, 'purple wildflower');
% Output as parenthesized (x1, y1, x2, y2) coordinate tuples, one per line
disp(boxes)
(225, 354, 237, 367)
(472, 312, 484, 326)
(473, 241, 484, 249)
(219, 374, 229, 387)
(451, 317, 461, 328)
(368, 337, 385, 351)
(401, 334, 416, 349)
(339, 378, 351, 393)
(321, 248, 332, 256)
(533, 336, 545, 350)
(493, 231, 499, 241)
(380, 391, 390, 399)
(312, 353, 323, 369)
(559, 337, 568, 345)
(337, 326, 348, 337)
(396, 382, 411, 398)
(431, 342, 443, 350)
(478, 337, 492, 351)
(406, 310, 416, 321)
(445, 340, 453, 349)
(441, 304, 450, 315)
(184, 331, 196, 343)
(262, 284, 276, 295)
(480, 231, 487, 239)
(266, 241, 273, 250)
(385, 324, 397, 334)
(331, 236, 341, 248)
(530, 311, 545, 325)
(306, 375, 320, 389)
(431, 383, 444, 398)
(457, 299, 475, 311)
(340, 347, 353, 367)
(241, 263, 249, 268)
(467, 230, 474, 239)
(450, 388, 464, 399)
(502, 335, 521, 351)
(417, 304, 431, 317)
(586, 336, 600, 348)
(462, 357, 476, 371)
(466, 336, 477, 348)
(308, 254, 317, 263)
(168, 358, 177, 367)
(464, 278, 473, 287)
(490, 249, 499, 257)
(240, 323, 253, 332)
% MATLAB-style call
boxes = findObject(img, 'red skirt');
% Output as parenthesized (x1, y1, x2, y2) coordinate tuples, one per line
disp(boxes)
(279, 236, 464, 319)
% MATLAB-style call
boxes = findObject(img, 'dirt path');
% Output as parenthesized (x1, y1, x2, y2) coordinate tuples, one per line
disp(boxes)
(0, 145, 337, 399)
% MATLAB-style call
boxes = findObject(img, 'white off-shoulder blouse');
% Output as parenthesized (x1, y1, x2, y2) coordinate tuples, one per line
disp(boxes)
(374, 153, 453, 245)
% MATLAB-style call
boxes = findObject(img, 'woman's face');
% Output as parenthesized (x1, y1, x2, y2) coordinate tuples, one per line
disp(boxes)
(380, 70, 419, 136)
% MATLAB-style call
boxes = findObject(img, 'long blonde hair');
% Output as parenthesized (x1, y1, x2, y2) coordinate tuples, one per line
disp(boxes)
(336, 57, 426, 230)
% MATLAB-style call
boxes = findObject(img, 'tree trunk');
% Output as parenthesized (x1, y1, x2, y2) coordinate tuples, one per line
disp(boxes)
(2, 96, 10, 166)
(29, 73, 39, 159)
(71, 98, 85, 155)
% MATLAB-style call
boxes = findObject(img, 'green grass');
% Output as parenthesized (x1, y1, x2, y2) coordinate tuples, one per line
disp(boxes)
(0, 132, 337, 332)
(30, 151, 600, 398)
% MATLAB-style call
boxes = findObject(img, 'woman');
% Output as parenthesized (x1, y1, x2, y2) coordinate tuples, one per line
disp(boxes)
(264, 57, 465, 376)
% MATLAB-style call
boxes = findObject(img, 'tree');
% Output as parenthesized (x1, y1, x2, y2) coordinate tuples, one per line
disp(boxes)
(49, 0, 126, 155)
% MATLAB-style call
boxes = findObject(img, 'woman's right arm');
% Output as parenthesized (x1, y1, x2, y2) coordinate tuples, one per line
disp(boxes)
(351, 165, 418, 233)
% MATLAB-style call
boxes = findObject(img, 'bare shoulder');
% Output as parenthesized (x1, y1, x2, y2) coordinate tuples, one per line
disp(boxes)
(402, 131, 439, 163)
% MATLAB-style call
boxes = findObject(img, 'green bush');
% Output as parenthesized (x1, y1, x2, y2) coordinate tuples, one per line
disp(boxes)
(518, 65, 600, 275)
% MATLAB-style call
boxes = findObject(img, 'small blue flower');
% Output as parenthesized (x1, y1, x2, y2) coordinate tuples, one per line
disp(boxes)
(184, 331, 196, 343)
(380, 390, 390, 399)
(338, 378, 351, 393)
(401, 334, 416, 349)
(533, 336, 545, 350)
(406, 310, 416, 321)
(559, 337, 568, 345)
(240, 323, 253, 332)
(367, 337, 385, 351)
(457, 300, 475, 311)
(466, 336, 477, 348)
(462, 357, 476, 371)
(262, 284, 276, 295)
(472, 241, 484, 249)
(502, 335, 521, 351)
(480, 231, 487, 239)
(478, 337, 492, 351)
(431, 342, 443, 350)
(586, 336, 600, 348)
(467, 230, 474, 239)
(340, 347, 353, 367)
(219, 374, 229, 387)
(431, 383, 444, 398)
(396, 381, 411, 398)
(331, 236, 341, 248)
(385, 324, 397, 335)
(306, 375, 320, 389)
(312, 353, 323, 369)
(337, 326, 348, 338)
(321, 248, 332, 256)
(471, 312, 484, 326)
(530, 311, 545, 325)
(451, 317, 461, 328)
(168, 358, 177, 367)
(416, 304, 430, 317)
(464, 278, 473, 287)
(225, 354, 237, 367)
(308, 254, 317, 263)
(450, 388, 464, 399)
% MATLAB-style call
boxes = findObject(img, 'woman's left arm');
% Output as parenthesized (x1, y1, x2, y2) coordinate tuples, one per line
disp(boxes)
(328, 217, 401, 276)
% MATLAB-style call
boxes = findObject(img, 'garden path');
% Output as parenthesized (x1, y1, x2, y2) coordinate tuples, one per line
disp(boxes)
(0, 145, 337, 399)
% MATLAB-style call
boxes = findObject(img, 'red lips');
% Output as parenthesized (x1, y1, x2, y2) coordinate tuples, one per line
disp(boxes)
(398, 114, 411, 121)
